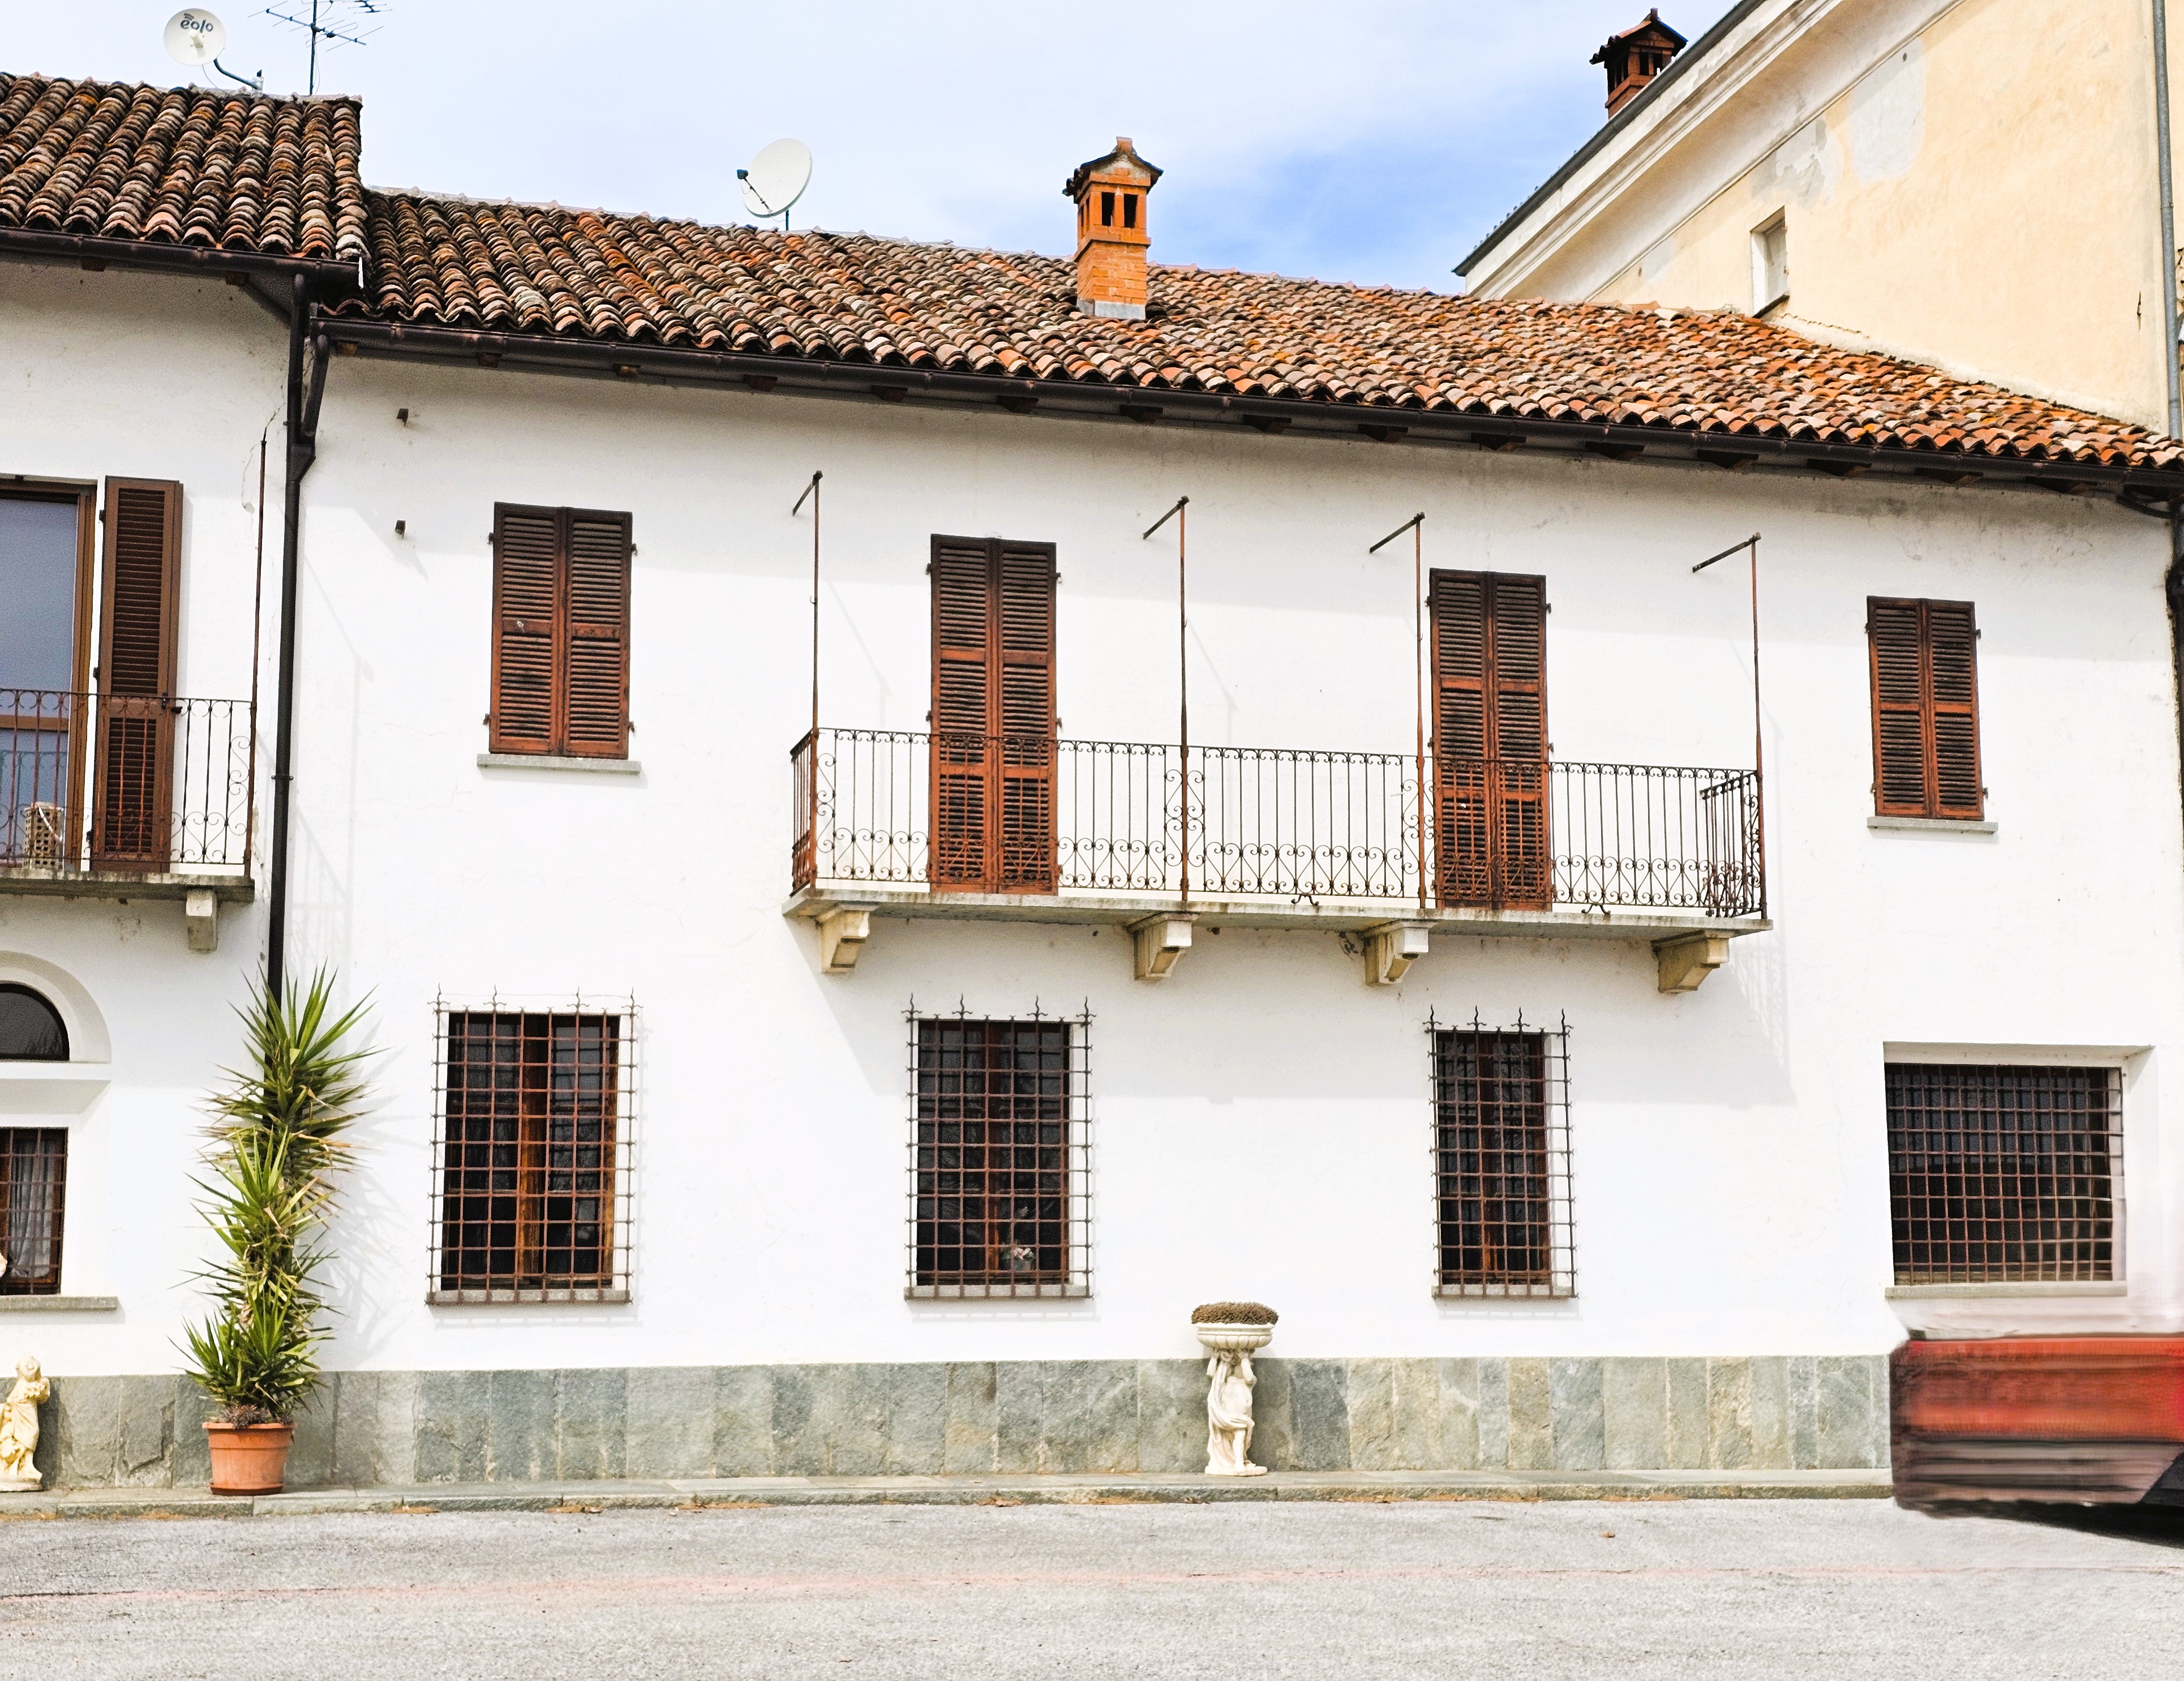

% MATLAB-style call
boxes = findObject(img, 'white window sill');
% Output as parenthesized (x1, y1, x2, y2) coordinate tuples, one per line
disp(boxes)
(0, 1063, 111, 1114)
(1868, 816, 1996, 835)
(0, 1296, 119, 1312)
(1887, 1281, 2124, 1299)
(477, 753, 641, 775)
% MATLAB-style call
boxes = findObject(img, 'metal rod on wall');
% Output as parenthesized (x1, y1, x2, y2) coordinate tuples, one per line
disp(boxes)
(1692, 531, 1766, 917)
(1371, 512, 1428, 911)
(1144, 496, 1190, 906)
(794, 471, 823, 742)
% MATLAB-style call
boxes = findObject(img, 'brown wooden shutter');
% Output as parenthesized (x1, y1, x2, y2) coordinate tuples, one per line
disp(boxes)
(995, 541, 1057, 891)
(561, 510, 632, 758)
(1926, 601, 1983, 819)
(928, 536, 1057, 892)
(930, 537, 994, 889)
(491, 505, 561, 755)
(93, 478, 181, 869)
(1431, 569, 1550, 910)
(1868, 597, 1981, 820)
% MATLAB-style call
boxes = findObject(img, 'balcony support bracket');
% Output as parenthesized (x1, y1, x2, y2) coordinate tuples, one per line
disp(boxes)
(1653, 931, 1730, 994)
(817, 904, 875, 975)
(184, 888, 220, 953)
(1127, 911, 1196, 981)
(1363, 921, 1432, 985)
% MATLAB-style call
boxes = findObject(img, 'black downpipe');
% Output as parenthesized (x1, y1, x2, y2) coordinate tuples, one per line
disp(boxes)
(2169, 509, 2184, 824)
(265, 273, 311, 996)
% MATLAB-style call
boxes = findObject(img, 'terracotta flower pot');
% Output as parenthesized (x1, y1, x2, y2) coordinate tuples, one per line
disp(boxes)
(204, 1420, 294, 1495)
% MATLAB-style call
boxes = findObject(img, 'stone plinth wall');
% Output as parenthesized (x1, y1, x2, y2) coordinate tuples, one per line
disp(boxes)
(32, 1354, 1889, 1490)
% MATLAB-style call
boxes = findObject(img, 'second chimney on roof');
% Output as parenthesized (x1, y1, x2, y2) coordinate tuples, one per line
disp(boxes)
(1065, 138, 1162, 321)
(1593, 9, 1687, 115)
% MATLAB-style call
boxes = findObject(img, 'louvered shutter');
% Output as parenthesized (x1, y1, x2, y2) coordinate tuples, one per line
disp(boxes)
(93, 478, 181, 869)
(1925, 601, 1982, 819)
(561, 511, 632, 758)
(930, 538, 994, 889)
(1869, 597, 1981, 820)
(1488, 574, 1551, 910)
(995, 542, 1057, 891)
(928, 536, 1058, 893)
(1431, 569, 1550, 910)
(491, 505, 564, 756)
(1431, 571, 1492, 907)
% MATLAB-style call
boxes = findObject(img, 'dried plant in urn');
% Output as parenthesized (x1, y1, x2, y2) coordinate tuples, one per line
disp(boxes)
(1191, 1303, 1277, 1476)
(181, 971, 372, 1495)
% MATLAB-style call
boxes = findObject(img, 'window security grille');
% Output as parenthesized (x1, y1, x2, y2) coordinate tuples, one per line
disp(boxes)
(0, 1127, 67, 1296)
(1886, 1062, 2119, 1285)
(1430, 1014, 1573, 1298)
(908, 1006, 1091, 1298)
(430, 997, 637, 1303)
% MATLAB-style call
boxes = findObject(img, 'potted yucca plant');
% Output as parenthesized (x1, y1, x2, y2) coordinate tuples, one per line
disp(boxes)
(182, 970, 371, 1495)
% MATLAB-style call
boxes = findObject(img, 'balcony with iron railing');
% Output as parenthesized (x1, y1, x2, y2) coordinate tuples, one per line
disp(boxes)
(786, 728, 1766, 988)
(2, 688, 257, 946)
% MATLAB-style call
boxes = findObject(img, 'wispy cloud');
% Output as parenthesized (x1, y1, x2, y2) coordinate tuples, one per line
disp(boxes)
(16, 2, 1737, 290)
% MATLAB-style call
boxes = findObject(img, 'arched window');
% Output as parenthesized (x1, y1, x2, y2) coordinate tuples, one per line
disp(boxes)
(0, 985, 68, 1061)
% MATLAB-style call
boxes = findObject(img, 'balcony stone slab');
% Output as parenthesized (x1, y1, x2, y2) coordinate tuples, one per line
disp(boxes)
(787, 885, 1768, 987)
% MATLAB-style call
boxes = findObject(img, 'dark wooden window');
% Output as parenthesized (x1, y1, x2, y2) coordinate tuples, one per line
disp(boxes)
(0, 1128, 68, 1296)
(1869, 598, 1982, 820)
(433, 1005, 633, 1301)
(1887, 1063, 2118, 1284)
(490, 505, 632, 758)
(0, 986, 67, 1061)
(1434, 1021, 1572, 1297)
(912, 1013, 1088, 1297)
(1431, 569, 1550, 909)
(929, 535, 1057, 893)
(94, 478, 182, 868)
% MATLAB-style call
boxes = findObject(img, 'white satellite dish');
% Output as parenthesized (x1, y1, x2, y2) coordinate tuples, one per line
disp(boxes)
(739, 139, 813, 228)
(164, 8, 228, 66)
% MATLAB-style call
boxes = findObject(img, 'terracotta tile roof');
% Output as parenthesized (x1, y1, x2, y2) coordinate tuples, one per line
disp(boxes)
(0, 73, 365, 260)
(352, 191, 2177, 471)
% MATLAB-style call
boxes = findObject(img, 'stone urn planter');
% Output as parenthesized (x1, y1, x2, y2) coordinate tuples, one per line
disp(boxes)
(205, 1421, 295, 1496)
(1192, 1302, 1277, 1477)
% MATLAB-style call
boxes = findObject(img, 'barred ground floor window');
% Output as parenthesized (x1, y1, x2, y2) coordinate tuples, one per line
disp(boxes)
(0, 1127, 67, 1296)
(1886, 1061, 2119, 1284)
(909, 1008, 1090, 1298)
(431, 999, 636, 1303)
(1431, 1016, 1573, 1298)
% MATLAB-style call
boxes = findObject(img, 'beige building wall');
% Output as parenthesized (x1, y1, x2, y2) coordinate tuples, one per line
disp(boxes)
(1471, 0, 2181, 436)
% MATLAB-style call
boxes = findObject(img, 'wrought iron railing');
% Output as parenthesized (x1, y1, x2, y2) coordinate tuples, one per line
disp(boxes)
(1, 689, 256, 877)
(791, 727, 1763, 917)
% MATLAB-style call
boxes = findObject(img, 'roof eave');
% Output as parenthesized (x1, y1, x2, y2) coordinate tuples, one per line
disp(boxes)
(316, 316, 2184, 496)
(0, 226, 361, 285)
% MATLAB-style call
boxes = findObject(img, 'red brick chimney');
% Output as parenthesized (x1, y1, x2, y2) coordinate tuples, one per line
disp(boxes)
(1592, 9, 1687, 115)
(1064, 138, 1162, 320)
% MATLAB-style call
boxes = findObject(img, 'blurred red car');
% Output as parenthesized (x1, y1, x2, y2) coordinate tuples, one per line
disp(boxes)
(1892, 1336, 2184, 1507)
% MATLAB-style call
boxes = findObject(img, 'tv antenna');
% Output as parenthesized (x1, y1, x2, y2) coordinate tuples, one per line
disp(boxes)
(738, 139, 813, 231)
(165, 10, 263, 93)
(263, 0, 383, 95)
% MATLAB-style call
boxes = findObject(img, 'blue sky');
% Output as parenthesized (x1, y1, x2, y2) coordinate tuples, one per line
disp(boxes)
(13, 3, 1737, 292)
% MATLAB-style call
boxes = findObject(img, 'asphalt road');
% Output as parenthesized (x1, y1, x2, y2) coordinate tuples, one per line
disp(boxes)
(2, 1499, 2180, 1679)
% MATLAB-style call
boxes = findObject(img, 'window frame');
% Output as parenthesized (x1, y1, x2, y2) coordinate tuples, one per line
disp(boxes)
(1, 481, 97, 869)
(1430, 1012, 1574, 1299)
(487, 503, 633, 761)
(1868, 596, 1984, 821)
(1750, 212, 1788, 315)
(0, 1127, 70, 1296)
(428, 994, 638, 1305)
(1885, 1059, 2122, 1287)
(906, 1005, 1092, 1300)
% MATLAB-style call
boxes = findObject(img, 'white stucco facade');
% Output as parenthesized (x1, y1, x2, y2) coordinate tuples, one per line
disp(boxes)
(4, 258, 2180, 1400)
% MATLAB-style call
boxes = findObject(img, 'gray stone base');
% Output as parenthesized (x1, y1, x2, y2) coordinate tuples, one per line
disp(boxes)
(32, 1355, 1889, 1491)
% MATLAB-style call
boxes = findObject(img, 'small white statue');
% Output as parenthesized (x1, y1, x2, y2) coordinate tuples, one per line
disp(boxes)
(1193, 1302, 1276, 1477)
(1204, 1346, 1267, 1476)
(0, 1354, 49, 1491)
